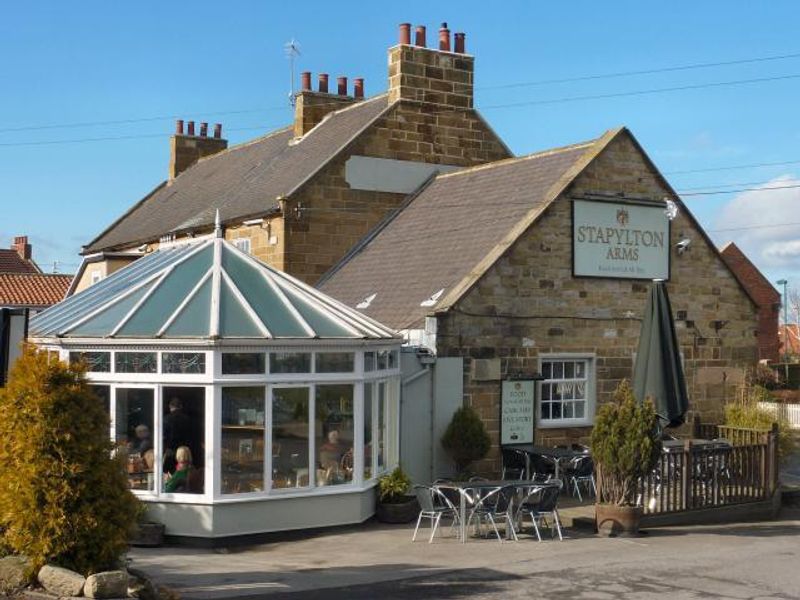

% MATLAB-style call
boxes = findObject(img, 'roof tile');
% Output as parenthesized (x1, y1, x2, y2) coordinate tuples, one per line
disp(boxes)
(0, 273, 72, 307)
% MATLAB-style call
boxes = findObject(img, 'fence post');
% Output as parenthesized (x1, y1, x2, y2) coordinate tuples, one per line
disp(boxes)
(692, 414, 701, 439)
(682, 439, 693, 510)
(767, 422, 779, 496)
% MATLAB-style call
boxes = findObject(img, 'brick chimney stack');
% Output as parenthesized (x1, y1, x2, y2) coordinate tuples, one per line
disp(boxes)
(11, 236, 31, 261)
(293, 71, 365, 138)
(169, 119, 228, 180)
(388, 21, 473, 108)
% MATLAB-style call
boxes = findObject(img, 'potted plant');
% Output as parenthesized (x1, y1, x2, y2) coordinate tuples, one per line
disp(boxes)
(590, 379, 662, 537)
(441, 406, 491, 478)
(129, 502, 165, 547)
(375, 466, 418, 523)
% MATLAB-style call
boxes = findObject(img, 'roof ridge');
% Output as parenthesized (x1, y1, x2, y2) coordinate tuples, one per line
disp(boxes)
(191, 124, 294, 168)
(292, 93, 389, 143)
(435, 138, 599, 179)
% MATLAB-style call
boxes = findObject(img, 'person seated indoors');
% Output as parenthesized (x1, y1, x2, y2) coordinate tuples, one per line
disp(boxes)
(128, 424, 153, 457)
(164, 446, 193, 493)
(319, 430, 343, 470)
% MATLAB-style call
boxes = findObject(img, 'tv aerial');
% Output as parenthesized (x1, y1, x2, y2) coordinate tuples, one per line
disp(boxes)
(284, 38, 302, 107)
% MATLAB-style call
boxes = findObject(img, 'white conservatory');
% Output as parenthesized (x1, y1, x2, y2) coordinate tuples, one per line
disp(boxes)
(28, 231, 401, 541)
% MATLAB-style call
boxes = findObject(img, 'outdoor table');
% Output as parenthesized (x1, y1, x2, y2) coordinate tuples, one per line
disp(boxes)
(435, 479, 535, 543)
(509, 444, 588, 480)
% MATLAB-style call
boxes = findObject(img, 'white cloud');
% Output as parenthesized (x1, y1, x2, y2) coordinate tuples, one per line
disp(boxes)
(715, 175, 800, 271)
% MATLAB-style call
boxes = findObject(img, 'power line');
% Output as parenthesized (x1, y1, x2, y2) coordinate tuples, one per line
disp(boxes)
(3, 49, 800, 135)
(678, 179, 797, 191)
(707, 222, 800, 233)
(666, 158, 800, 175)
(477, 51, 800, 90)
(479, 73, 800, 110)
(679, 183, 800, 196)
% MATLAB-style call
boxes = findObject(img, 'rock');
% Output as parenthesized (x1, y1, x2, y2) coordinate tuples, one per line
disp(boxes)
(0, 556, 31, 592)
(84, 571, 128, 599)
(37, 565, 85, 598)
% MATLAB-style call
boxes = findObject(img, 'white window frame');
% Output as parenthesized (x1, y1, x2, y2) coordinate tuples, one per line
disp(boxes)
(233, 238, 251, 255)
(537, 354, 596, 428)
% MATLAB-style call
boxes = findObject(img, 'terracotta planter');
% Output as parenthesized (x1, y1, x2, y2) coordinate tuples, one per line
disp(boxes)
(595, 503, 643, 537)
(375, 495, 419, 523)
(130, 522, 165, 547)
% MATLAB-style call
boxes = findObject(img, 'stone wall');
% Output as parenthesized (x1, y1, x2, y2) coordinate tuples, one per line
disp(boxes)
(436, 132, 759, 475)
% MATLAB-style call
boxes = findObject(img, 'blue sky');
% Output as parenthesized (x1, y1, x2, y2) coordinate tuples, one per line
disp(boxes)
(2, 1, 800, 293)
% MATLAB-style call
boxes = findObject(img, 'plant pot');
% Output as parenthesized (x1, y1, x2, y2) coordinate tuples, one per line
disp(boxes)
(375, 495, 419, 524)
(595, 503, 643, 537)
(130, 521, 165, 547)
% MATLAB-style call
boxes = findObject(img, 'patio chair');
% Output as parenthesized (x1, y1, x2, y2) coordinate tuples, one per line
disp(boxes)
(566, 455, 596, 502)
(465, 484, 518, 542)
(528, 453, 556, 481)
(411, 485, 460, 543)
(516, 481, 563, 541)
(501, 447, 527, 480)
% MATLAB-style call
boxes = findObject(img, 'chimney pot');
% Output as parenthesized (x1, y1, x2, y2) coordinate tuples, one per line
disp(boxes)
(337, 76, 348, 96)
(399, 23, 411, 45)
(454, 32, 465, 53)
(175, 119, 184, 135)
(414, 25, 427, 47)
(318, 73, 329, 93)
(213, 123, 222, 138)
(199, 122, 208, 137)
(354, 78, 364, 98)
(187, 121, 195, 136)
(301, 71, 312, 91)
(11, 236, 31, 261)
(439, 22, 451, 51)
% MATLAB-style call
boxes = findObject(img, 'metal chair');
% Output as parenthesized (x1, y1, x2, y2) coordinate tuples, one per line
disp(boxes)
(501, 447, 527, 480)
(517, 481, 563, 541)
(528, 453, 556, 481)
(411, 485, 459, 543)
(466, 484, 518, 542)
(566, 455, 596, 502)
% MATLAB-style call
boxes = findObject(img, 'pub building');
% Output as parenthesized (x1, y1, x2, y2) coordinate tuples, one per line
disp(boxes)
(32, 24, 765, 536)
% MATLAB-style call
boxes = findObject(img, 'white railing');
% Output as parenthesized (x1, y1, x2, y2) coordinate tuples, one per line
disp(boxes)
(758, 402, 800, 430)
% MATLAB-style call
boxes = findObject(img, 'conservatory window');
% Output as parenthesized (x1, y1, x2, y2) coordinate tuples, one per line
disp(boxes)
(69, 351, 110, 372)
(363, 383, 373, 480)
(115, 352, 157, 374)
(388, 349, 399, 369)
(364, 351, 376, 372)
(271, 387, 310, 488)
(115, 388, 155, 492)
(315, 352, 354, 373)
(89, 384, 110, 416)
(161, 387, 205, 494)
(377, 350, 389, 370)
(377, 381, 387, 472)
(315, 384, 354, 486)
(162, 352, 206, 375)
(221, 386, 265, 494)
(221, 353, 265, 375)
(270, 352, 311, 374)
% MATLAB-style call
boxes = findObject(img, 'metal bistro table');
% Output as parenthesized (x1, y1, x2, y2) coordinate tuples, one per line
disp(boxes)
(510, 444, 588, 480)
(436, 480, 533, 543)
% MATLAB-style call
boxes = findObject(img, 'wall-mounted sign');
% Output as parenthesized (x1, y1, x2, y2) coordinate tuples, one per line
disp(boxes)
(573, 200, 670, 280)
(500, 380, 535, 445)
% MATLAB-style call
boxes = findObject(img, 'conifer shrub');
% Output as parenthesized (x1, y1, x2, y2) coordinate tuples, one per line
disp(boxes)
(441, 406, 491, 476)
(0, 348, 140, 574)
(590, 380, 662, 506)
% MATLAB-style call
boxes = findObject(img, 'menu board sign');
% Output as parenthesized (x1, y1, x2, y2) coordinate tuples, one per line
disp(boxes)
(500, 380, 535, 445)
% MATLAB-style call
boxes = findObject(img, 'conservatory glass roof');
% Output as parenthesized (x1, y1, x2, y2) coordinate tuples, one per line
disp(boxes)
(30, 237, 398, 340)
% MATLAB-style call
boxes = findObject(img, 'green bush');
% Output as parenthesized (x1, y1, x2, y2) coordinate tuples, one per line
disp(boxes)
(441, 406, 491, 477)
(0, 348, 140, 574)
(725, 397, 795, 464)
(590, 380, 662, 506)
(377, 467, 412, 503)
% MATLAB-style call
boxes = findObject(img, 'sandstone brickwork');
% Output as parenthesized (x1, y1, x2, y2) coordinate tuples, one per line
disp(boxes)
(436, 132, 759, 475)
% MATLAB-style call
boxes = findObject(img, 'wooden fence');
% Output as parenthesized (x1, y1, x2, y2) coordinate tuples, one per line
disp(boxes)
(635, 423, 779, 516)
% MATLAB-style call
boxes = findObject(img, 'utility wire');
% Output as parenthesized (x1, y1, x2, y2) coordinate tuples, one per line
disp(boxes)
(2, 49, 800, 135)
(679, 183, 800, 196)
(666, 158, 800, 175)
(478, 51, 800, 90)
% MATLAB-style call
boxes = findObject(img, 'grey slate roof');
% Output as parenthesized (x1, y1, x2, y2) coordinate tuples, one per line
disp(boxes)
(85, 95, 391, 253)
(318, 137, 601, 330)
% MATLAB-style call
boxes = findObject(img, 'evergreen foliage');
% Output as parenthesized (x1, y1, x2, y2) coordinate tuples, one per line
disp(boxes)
(0, 348, 139, 574)
(377, 466, 412, 503)
(590, 380, 662, 506)
(441, 406, 491, 476)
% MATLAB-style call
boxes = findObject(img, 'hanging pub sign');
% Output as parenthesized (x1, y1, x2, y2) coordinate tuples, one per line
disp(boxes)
(573, 199, 670, 280)
(500, 379, 535, 445)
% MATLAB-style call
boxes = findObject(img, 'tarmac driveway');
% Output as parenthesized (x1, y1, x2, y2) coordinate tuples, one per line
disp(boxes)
(130, 508, 800, 600)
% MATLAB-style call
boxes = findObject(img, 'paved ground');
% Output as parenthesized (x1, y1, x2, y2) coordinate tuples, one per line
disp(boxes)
(130, 507, 800, 600)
